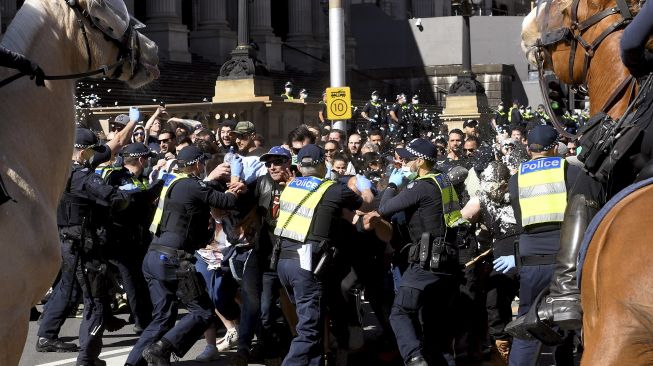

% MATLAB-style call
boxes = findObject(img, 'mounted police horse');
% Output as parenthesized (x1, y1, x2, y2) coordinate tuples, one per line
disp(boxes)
(0, 0, 158, 363)
(521, 0, 653, 363)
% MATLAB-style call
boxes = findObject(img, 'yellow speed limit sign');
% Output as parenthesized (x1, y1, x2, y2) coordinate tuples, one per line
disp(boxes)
(326, 87, 352, 120)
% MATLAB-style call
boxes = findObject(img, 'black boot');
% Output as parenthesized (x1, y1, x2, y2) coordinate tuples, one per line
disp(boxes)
(537, 194, 599, 330)
(142, 339, 172, 366)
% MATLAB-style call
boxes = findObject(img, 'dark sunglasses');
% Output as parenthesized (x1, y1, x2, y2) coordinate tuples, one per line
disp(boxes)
(133, 132, 145, 136)
(464, 148, 476, 152)
(159, 138, 172, 143)
(265, 158, 289, 168)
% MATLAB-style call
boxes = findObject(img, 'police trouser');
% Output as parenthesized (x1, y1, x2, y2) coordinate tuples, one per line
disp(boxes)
(277, 257, 325, 366)
(390, 263, 457, 365)
(125, 248, 214, 366)
(37, 239, 110, 364)
(509, 264, 557, 366)
(107, 236, 152, 329)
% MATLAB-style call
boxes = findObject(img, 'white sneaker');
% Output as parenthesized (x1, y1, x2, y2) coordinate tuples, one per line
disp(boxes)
(195, 345, 220, 362)
(216, 328, 238, 352)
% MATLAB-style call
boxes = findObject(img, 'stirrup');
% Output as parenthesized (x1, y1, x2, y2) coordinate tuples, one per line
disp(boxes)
(505, 288, 564, 346)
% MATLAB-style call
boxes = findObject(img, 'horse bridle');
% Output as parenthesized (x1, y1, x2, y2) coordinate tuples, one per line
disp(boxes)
(529, 0, 636, 139)
(0, 0, 142, 88)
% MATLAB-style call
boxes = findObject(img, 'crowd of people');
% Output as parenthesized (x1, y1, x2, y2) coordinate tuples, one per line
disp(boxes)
(32, 95, 586, 366)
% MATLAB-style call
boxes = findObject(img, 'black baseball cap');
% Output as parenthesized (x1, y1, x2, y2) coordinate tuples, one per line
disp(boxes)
(297, 144, 325, 166)
(121, 143, 151, 157)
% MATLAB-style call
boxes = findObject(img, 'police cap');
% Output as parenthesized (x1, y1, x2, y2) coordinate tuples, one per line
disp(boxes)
(285, 81, 293, 88)
(74, 127, 99, 149)
(396, 138, 436, 162)
(176, 145, 211, 166)
(297, 144, 325, 166)
(527, 125, 558, 152)
(371, 90, 379, 96)
(121, 143, 152, 158)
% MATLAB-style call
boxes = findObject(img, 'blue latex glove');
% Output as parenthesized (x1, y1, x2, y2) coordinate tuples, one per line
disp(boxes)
(243, 160, 264, 184)
(388, 168, 405, 188)
(230, 155, 243, 177)
(493, 255, 516, 274)
(129, 107, 140, 122)
(355, 174, 372, 191)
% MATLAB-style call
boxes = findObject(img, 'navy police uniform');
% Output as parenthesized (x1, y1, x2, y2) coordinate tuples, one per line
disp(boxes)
(273, 145, 363, 366)
(37, 128, 132, 365)
(125, 146, 239, 366)
(378, 139, 461, 366)
(102, 143, 163, 332)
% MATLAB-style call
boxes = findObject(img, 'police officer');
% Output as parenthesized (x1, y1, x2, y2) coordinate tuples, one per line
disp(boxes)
(376, 138, 466, 366)
(36, 128, 133, 366)
(504, 126, 582, 365)
(125, 145, 243, 366)
(389, 93, 408, 141)
(492, 102, 509, 131)
(281, 81, 294, 100)
(361, 90, 386, 131)
(104, 143, 164, 334)
(272, 144, 371, 365)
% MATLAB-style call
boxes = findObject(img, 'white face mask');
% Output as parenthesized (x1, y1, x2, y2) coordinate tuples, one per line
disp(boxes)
(372, 96, 379, 102)
(300, 93, 308, 99)
(285, 88, 292, 93)
(498, 105, 504, 111)
(412, 99, 419, 104)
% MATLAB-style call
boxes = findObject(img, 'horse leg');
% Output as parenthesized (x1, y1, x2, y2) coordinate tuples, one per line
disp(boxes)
(0, 307, 29, 365)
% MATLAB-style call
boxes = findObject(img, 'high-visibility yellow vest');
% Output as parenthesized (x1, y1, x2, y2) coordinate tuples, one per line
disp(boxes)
(149, 172, 188, 234)
(508, 107, 517, 122)
(274, 176, 335, 243)
(96, 166, 148, 190)
(518, 157, 567, 227)
(417, 173, 466, 228)
(95, 166, 121, 180)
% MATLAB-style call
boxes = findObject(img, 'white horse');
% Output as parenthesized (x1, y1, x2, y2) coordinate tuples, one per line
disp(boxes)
(0, 0, 158, 364)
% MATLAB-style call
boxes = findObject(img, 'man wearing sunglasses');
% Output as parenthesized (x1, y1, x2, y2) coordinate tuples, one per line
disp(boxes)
(245, 146, 294, 364)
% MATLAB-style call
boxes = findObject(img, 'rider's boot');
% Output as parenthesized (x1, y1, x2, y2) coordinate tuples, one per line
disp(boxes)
(506, 194, 599, 341)
(536, 194, 599, 330)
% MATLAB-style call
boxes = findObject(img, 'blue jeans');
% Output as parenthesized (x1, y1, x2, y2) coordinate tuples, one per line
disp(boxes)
(234, 248, 262, 355)
(194, 253, 239, 320)
(277, 258, 324, 366)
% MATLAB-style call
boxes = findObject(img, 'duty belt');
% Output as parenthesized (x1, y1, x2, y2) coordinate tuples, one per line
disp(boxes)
(148, 243, 185, 258)
(520, 254, 556, 266)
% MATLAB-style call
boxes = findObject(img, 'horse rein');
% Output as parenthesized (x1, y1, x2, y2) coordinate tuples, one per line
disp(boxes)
(0, 0, 141, 88)
(530, 0, 636, 138)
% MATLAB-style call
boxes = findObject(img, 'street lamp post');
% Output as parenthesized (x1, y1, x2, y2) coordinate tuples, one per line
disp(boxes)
(449, 0, 485, 96)
(219, 0, 267, 78)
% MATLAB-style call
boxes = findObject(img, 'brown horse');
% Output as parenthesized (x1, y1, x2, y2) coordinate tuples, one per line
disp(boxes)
(521, 0, 653, 364)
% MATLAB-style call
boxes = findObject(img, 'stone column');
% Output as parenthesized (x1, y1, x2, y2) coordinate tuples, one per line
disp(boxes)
(412, 0, 435, 17)
(344, 0, 357, 69)
(144, 0, 191, 62)
(285, 0, 321, 72)
(190, 0, 237, 63)
(1, 0, 17, 33)
(248, 0, 284, 70)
